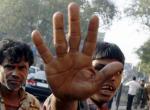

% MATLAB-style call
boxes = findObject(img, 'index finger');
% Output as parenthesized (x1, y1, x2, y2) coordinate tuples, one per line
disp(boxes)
(31, 30, 53, 64)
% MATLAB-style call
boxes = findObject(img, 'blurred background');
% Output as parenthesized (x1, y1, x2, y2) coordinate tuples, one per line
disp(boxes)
(0, 0, 150, 109)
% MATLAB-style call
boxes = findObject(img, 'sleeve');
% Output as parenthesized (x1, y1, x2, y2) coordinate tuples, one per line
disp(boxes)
(125, 81, 131, 86)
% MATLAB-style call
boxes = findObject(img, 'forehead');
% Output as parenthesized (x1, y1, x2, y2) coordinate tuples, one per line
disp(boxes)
(2, 58, 29, 66)
(92, 59, 118, 66)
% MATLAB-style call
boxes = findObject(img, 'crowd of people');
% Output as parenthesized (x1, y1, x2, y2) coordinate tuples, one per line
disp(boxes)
(0, 2, 149, 110)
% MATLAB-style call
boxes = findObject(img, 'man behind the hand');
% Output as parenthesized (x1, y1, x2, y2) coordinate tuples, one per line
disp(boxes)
(42, 42, 125, 110)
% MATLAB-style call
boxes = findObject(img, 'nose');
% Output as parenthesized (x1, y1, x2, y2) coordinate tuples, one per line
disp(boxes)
(110, 75, 116, 81)
(12, 69, 20, 76)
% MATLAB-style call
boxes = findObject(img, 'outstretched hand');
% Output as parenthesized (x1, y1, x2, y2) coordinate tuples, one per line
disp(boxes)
(31, 2, 123, 100)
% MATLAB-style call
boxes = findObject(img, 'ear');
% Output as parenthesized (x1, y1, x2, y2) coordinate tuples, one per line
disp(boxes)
(0, 66, 4, 83)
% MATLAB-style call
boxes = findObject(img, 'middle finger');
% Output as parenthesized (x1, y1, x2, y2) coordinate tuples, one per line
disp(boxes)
(53, 12, 67, 57)
(68, 2, 81, 52)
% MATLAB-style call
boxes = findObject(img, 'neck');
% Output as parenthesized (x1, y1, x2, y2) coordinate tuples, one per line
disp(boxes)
(1, 85, 20, 98)
(7, 90, 19, 97)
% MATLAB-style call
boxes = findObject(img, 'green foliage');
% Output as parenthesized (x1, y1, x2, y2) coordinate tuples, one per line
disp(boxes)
(136, 39, 150, 74)
(92, 0, 117, 24)
(0, 0, 40, 41)
(0, 0, 117, 48)
(124, 0, 150, 28)
(125, 0, 150, 74)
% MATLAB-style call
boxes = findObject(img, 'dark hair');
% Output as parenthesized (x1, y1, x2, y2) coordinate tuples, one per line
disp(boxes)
(92, 42, 125, 64)
(0, 39, 34, 66)
(133, 76, 136, 80)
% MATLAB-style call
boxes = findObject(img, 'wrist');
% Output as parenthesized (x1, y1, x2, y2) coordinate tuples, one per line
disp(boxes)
(51, 94, 78, 110)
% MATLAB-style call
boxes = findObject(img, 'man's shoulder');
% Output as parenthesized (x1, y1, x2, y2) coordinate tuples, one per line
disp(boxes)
(26, 92, 40, 102)
(20, 91, 41, 109)
(130, 80, 139, 85)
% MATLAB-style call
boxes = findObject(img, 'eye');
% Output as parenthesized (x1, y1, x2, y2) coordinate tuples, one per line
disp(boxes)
(94, 64, 106, 71)
(3, 64, 15, 70)
(117, 71, 123, 75)
(18, 65, 27, 71)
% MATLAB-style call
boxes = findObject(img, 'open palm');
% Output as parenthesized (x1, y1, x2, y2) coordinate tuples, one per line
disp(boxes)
(32, 2, 123, 100)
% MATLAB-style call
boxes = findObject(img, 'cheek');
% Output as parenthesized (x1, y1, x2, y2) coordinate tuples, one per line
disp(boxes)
(5, 70, 28, 80)
(115, 75, 122, 88)
(4, 71, 11, 79)
(20, 71, 28, 80)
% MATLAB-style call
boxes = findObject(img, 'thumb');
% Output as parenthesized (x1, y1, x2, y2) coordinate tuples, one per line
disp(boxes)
(96, 61, 123, 85)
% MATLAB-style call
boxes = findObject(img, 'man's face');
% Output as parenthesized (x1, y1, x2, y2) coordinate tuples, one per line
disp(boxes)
(91, 59, 123, 103)
(0, 59, 29, 91)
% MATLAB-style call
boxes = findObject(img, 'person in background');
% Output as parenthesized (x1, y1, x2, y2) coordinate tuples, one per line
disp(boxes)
(145, 82, 150, 110)
(134, 79, 148, 109)
(31, 2, 124, 110)
(0, 39, 40, 110)
(84, 42, 125, 110)
(125, 76, 140, 110)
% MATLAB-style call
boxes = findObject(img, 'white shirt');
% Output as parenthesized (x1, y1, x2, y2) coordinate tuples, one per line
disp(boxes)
(125, 80, 140, 95)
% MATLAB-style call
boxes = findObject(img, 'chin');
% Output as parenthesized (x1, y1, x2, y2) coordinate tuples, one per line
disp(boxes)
(7, 84, 21, 91)
(7, 87, 19, 91)
(100, 96, 111, 102)
(92, 95, 110, 104)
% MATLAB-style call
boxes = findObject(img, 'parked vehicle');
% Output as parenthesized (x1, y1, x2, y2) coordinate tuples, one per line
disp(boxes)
(25, 71, 52, 101)
(27, 66, 40, 79)
(29, 66, 40, 74)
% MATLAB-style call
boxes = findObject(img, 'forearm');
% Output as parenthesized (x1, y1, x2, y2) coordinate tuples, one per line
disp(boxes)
(50, 94, 78, 110)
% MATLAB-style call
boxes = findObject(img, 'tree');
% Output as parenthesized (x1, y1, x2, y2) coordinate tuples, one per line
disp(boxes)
(0, 0, 117, 45)
(0, 0, 40, 41)
(124, 0, 150, 74)
(124, 0, 150, 29)
(136, 39, 150, 74)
